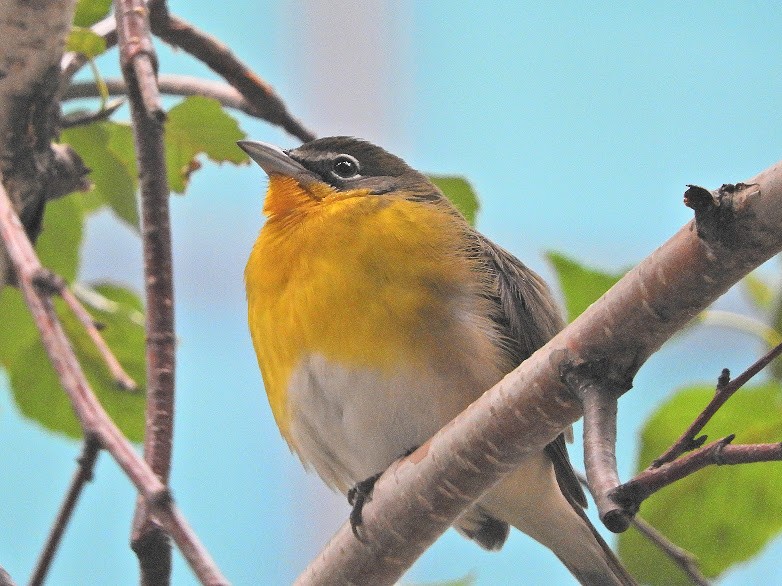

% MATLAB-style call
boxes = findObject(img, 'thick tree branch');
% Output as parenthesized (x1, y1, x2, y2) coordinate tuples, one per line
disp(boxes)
(114, 0, 177, 582)
(297, 165, 782, 584)
(29, 436, 101, 586)
(0, 0, 88, 289)
(0, 567, 15, 586)
(0, 178, 227, 585)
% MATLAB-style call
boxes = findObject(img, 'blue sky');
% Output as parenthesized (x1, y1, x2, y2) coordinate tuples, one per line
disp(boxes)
(1, 1, 782, 584)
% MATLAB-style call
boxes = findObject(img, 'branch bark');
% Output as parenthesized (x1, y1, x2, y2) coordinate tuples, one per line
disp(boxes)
(29, 436, 101, 586)
(65, 75, 276, 119)
(114, 0, 178, 582)
(297, 168, 782, 584)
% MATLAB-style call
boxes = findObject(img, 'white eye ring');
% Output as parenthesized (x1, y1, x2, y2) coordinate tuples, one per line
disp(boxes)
(331, 154, 361, 179)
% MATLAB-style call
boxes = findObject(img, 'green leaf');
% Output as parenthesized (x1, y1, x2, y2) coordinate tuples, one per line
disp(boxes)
(618, 382, 782, 584)
(429, 176, 480, 226)
(0, 287, 39, 369)
(743, 272, 775, 311)
(545, 251, 625, 322)
(73, 0, 113, 27)
(7, 283, 146, 442)
(36, 195, 84, 282)
(66, 27, 107, 59)
(61, 122, 140, 230)
(164, 96, 247, 193)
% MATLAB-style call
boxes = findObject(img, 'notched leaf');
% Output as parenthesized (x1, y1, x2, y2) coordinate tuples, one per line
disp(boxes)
(164, 96, 247, 193)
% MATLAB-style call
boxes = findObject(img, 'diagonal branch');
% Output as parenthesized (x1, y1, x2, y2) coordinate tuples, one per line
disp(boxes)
(0, 177, 228, 585)
(630, 516, 710, 586)
(652, 340, 782, 468)
(29, 436, 101, 586)
(31, 269, 137, 391)
(297, 167, 782, 584)
(574, 469, 710, 586)
(146, 0, 315, 142)
(60, 2, 314, 141)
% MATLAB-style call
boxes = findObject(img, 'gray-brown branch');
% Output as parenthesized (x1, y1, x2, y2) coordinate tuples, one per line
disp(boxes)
(114, 0, 177, 582)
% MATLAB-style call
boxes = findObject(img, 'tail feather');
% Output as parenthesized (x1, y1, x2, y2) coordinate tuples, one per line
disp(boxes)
(477, 454, 637, 586)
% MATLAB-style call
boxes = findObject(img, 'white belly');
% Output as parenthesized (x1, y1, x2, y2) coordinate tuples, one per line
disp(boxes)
(286, 352, 505, 493)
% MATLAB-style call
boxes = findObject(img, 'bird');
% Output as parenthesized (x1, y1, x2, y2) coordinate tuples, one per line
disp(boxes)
(238, 136, 636, 586)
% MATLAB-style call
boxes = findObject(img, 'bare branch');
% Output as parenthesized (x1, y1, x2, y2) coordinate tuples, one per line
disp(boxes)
(653, 341, 782, 468)
(146, 0, 316, 142)
(0, 176, 228, 585)
(114, 0, 177, 581)
(29, 437, 101, 586)
(297, 167, 782, 583)
(573, 469, 710, 586)
(0, 567, 15, 586)
(581, 384, 627, 531)
(115, 0, 164, 121)
(29, 268, 138, 391)
(630, 516, 710, 586)
(612, 439, 782, 511)
(61, 98, 126, 128)
(65, 75, 273, 118)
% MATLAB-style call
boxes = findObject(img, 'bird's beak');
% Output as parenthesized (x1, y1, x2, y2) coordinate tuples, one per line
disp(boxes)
(237, 140, 319, 187)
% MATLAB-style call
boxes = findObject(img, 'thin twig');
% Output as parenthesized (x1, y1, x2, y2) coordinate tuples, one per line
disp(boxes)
(146, 0, 316, 142)
(575, 470, 710, 586)
(653, 341, 782, 468)
(0, 567, 15, 586)
(65, 75, 268, 118)
(0, 178, 228, 585)
(612, 438, 782, 510)
(630, 516, 710, 586)
(115, 0, 177, 582)
(30, 269, 137, 391)
(29, 437, 101, 586)
(61, 98, 126, 128)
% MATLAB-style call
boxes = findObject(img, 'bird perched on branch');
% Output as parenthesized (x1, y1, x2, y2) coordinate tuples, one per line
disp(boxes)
(239, 136, 636, 586)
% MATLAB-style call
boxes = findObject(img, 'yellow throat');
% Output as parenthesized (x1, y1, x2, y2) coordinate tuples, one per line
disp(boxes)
(245, 176, 480, 442)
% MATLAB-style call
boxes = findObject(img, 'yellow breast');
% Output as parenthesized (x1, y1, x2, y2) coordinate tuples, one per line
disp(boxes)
(245, 177, 492, 443)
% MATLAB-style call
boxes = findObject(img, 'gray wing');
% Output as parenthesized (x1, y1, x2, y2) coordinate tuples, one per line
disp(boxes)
(475, 232, 588, 508)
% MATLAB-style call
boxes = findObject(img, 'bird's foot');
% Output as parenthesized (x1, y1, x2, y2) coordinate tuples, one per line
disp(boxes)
(347, 473, 381, 540)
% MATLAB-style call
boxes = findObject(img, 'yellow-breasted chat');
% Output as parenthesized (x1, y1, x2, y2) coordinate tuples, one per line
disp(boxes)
(238, 136, 636, 586)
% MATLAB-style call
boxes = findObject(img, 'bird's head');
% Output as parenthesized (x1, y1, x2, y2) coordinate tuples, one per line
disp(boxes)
(238, 136, 441, 217)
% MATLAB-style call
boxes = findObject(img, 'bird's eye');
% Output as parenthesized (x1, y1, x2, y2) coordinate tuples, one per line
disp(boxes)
(332, 155, 360, 179)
